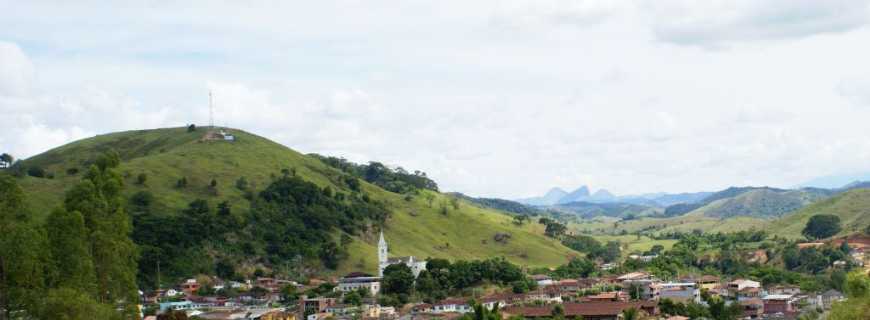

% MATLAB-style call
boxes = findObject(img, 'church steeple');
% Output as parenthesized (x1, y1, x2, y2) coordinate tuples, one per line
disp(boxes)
(378, 230, 388, 276)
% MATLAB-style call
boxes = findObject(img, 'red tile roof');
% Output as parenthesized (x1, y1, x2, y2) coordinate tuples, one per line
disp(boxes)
(502, 302, 655, 317)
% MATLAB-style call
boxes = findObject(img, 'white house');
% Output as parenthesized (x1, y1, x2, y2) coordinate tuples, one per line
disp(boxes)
(432, 298, 472, 314)
(657, 282, 701, 304)
(335, 275, 381, 296)
(378, 231, 427, 277)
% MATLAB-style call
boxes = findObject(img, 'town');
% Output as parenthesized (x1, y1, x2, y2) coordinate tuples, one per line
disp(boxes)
(143, 232, 869, 320)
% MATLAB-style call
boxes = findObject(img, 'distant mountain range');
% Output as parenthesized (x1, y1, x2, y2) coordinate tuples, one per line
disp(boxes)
(513, 181, 870, 221)
(517, 186, 711, 207)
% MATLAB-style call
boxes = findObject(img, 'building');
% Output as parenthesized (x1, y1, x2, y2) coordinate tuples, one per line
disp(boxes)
(583, 291, 628, 302)
(432, 298, 472, 314)
(530, 274, 554, 286)
(819, 289, 845, 309)
(616, 272, 652, 282)
(697, 275, 720, 291)
(300, 297, 337, 316)
(501, 301, 657, 320)
(657, 282, 701, 303)
(378, 231, 427, 277)
(334, 274, 381, 296)
(739, 299, 764, 319)
(181, 279, 201, 295)
(621, 278, 660, 300)
(728, 279, 761, 300)
(763, 294, 797, 315)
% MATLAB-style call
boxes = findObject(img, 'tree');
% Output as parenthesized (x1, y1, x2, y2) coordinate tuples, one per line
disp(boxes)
(706, 297, 742, 320)
(621, 307, 639, 320)
(551, 304, 564, 320)
(176, 176, 188, 188)
(802, 214, 841, 240)
(235, 176, 249, 190)
(44, 208, 96, 293)
(136, 172, 148, 185)
(0, 176, 48, 319)
(63, 151, 139, 316)
(0, 153, 12, 168)
(382, 264, 415, 295)
(39, 288, 121, 320)
(187, 124, 196, 132)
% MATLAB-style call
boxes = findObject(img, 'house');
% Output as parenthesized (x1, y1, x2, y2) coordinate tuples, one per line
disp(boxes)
(727, 279, 761, 299)
(501, 301, 657, 320)
(739, 299, 764, 319)
(556, 279, 580, 292)
(181, 279, 201, 295)
(697, 275, 720, 291)
(616, 272, 652, 282)
(307, 312, 332, 320)
(767, 285, 801, 295)
(657, 282, 701, 304)
(628, 254, 658, 262)
(164, 289, 180, 297)
(378, 232, 427, 277)
(300, 297, 337, 316)
(819, 289, 845, 309)
(432, 298, 472, 314)
(621, 278, 660, 300)
(530, 274, 554, 286)
(763, 294, 797, 315)
(583, 291, 628, 302)
(334, 273, 381, 296)
(524, 286, 563, 304)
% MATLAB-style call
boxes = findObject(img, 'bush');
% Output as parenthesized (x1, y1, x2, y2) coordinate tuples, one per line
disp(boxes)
(66, 167, 79, 175)
(136, 173, 148, 185)
(176, 177, 188, 188)
(26, 166, 46, 178)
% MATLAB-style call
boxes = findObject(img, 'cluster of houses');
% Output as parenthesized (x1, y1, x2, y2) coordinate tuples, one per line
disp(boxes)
(402, 271, 845, 320)
(142, 233, 862, 320)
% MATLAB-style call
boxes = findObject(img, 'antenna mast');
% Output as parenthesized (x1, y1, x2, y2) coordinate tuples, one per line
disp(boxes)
(209, 90, 215, 128)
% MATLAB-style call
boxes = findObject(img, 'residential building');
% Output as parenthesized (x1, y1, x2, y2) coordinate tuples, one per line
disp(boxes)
(763, 294, 797, 315)
(334, 274, 381, 296)
(657, 282, 700, 304)
(739, 299, 764, 319)
(621, 279, 660, 300)
(819, 289, 845, 309)
(181, 279, 200, 295)
(432, 298, 472, 314)
(501, 301, 657, 320)
(697, 275, 720, 291)
(300, 297, 337, 316)
(531, 274, 554, 286)
(583, 291, 628, 302)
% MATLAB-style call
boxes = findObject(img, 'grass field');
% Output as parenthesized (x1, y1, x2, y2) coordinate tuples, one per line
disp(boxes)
(16, 127, 577, 275)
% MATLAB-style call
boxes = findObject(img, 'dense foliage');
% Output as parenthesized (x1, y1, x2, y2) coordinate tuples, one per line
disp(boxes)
(133, 172, 390, 287)
(0, 151, 138, 319)
(311, 154, 438, 193)
(802, 214, 842, 240)
(414, 258, 528, 302)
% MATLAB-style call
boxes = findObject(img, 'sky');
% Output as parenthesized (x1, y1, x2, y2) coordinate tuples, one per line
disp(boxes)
(3, 0, 870, 199)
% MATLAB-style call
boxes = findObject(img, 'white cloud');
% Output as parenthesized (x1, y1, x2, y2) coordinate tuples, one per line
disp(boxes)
(642, 0, 870, 46)
(3, 2, 870, 199)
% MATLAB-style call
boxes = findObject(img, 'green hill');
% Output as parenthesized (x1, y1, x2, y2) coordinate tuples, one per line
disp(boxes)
(692, 188, 830, 218)
(14, 127, 575, 281)
(768, 188, 870, 239)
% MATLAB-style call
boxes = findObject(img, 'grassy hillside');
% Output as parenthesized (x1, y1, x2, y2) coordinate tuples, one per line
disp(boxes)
(15, 127, 575, 276)
(693, 188, 830, 219)
(769, 188, 870, 239)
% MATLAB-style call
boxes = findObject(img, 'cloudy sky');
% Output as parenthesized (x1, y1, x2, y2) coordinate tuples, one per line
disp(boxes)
(3, 0, 870, 198)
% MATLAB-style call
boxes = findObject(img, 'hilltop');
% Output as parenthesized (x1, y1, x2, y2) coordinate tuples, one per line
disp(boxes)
(13, 127, 576, 282)
(769, 188, 870, 239)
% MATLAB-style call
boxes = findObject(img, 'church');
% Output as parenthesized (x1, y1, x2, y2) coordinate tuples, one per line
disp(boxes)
(378, 231, 427, 277)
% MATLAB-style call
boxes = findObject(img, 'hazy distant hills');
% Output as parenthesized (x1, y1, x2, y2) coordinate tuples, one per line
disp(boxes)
(516, 181, 870, 221)
(518, 185, 711, 208)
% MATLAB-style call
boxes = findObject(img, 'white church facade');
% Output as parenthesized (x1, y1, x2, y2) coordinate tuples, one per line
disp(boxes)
(378, 231, 427, 277)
